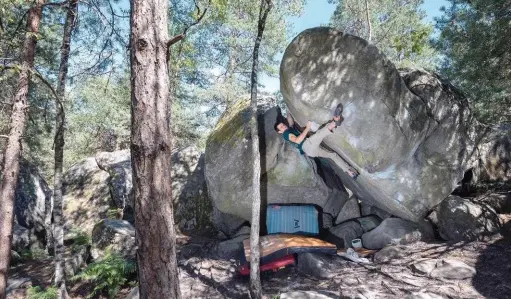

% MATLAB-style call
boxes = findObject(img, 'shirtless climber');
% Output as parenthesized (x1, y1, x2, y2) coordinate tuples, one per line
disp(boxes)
(273, 104, 359, 180)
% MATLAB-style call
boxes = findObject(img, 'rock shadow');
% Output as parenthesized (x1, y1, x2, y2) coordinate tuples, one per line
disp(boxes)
(472, 236, 511, 299)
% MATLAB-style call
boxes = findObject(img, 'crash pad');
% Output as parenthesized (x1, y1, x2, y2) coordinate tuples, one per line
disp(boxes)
(267, 205, 319, 235)
(238, 254, 296, 276)
(242, 234, 337, 264)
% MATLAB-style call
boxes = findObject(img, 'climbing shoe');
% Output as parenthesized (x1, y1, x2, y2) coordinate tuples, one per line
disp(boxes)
(333, 103, 344, 126)
(347, 167, 359, 180)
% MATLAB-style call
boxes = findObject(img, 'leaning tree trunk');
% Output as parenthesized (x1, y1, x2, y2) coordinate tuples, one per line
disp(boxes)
(53, 1, 78, 298)
(364, 0, 372, 42)
(130, 0, 181, 298)
(248, 0, 272, 298)
(0, 1, 44, 298)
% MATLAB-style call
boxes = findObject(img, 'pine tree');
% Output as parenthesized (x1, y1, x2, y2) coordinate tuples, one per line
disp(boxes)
(0, 1, 45, 297)
(130, 0, 181, 297)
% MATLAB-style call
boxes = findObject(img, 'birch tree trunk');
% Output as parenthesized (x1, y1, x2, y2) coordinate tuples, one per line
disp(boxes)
(249, 0, 272, 298)
(53, 1, 78, 298)
(130, 0, 181, 298)
(0, 1, 45, 297)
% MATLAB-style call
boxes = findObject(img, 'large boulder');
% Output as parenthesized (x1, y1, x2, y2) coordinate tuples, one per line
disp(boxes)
(205, 98, 349, 227)
(10, 160, 53, 250)
(436, 195, 501, 241)
(14, 161, 52, 243)
(95, 150, 133, 220)
(64, 146, 216, 236)
(470, 125, 511, 183)
(63, 157, 111, 235)
(280, 27, 481, 222)
(11, 224, 31, 251)
(170, 146, 216, 235)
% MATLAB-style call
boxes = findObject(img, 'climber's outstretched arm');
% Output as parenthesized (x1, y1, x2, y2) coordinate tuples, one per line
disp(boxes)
(288, 121, 311, 144)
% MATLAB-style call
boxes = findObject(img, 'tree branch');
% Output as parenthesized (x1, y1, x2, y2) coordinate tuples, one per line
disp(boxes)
(42, 0, 69, 8)
(31, 69, 62, 108)
(167, 34, 185, 47)
(0, 135, 9, 139)
(167, 0, 211, 49)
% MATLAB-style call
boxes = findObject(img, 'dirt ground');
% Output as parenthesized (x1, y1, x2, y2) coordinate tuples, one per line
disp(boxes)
(7, 188, 511, 299)
(7, 233, 511, 299)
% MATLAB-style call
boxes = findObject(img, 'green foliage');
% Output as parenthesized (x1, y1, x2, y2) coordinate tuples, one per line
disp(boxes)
(107, 208, 123, 219)
(68, 228, 91, 253)
(169, 0, 305, 149)
(65, 75, 130, 167)
(329, 0, 438, 69)
(19, 247, 49, 261)
(72, 253, 137, 299)
(435, 0, 511, 124)
(27, 286, 58, 299)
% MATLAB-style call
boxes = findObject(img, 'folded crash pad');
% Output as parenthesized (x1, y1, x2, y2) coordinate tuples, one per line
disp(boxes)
(267, 204, 319, 235)
(238, 254, 296, 276)
(242, 234, 336, 264)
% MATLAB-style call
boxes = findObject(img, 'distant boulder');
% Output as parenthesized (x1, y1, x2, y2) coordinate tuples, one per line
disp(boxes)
(91, 219, 136, 260)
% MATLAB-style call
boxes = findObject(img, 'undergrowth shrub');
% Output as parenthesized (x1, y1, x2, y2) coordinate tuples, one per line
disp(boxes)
(72, 252, 136, 298)
(69, 228, 91, 253)
(27, 286, 57, 299)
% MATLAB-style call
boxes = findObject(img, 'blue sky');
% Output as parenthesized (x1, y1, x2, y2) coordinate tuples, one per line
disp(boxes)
(261, 0, 449, 93)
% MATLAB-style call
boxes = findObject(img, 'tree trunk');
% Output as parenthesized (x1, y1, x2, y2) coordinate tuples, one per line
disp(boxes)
(248, 1, 271, 298)
(53, 1, 77, 298)
(364, 0, 372, 42)
(0, 1, 44, 298)
(130, 0, 181, 298)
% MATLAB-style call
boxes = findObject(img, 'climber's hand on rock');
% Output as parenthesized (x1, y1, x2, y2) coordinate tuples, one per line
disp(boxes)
(305, 121, 312, 129)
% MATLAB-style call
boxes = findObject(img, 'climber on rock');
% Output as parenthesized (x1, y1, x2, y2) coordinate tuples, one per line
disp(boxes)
(274, 104, 359, 180)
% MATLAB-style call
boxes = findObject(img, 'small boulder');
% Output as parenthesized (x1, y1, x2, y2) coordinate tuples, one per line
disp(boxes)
(335, 197, 361, 224)
(326, 221, 364, 248)
(65, 245, 89, 277)
(91, 219, 136, 260)
(212, 234, 248, 260)
(411, 258, 476, 280)
(373, 245, 407, 264)
(297, 252, 347, 279)
(405, 293, 446, 299)
(361, 203, 392, 220)
(361, 218, 425, 249)
(436, 195, 501, 241)
(126, 286, 139, 299)
(356, 215, 382, 232)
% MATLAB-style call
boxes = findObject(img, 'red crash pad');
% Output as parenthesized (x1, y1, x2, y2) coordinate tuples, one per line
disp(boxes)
(239, 254, 296, 276)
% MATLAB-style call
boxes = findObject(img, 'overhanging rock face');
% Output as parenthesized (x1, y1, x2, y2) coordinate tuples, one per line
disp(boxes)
(204, 99, 349, 228)
(280, 27, 481, 221)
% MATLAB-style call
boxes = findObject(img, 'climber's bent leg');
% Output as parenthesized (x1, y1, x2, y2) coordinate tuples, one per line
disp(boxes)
(302, 125, 333, 155)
